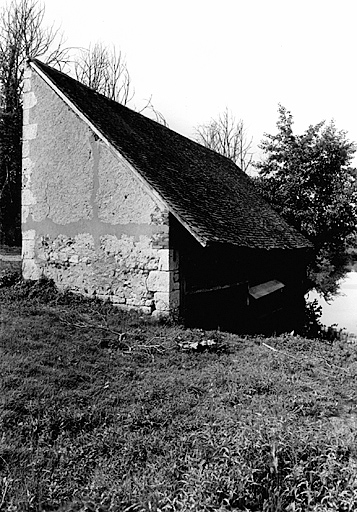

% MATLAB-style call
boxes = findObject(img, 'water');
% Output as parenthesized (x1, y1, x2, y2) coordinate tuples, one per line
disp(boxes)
(307, 272, 357, 334)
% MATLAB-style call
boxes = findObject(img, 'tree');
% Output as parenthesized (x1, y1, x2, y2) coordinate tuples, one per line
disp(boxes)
(255, 105, 357, 298)
(195, 108, 253, 172)
(74, 43, 133, 105)
(0, 0, 66, 245)
(73, 43, 167, 125)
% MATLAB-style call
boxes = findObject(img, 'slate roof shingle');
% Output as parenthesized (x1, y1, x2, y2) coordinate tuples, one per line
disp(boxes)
(30, 59, 312, 251)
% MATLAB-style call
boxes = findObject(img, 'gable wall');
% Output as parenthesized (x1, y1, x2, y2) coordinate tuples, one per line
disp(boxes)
(22, 67, 180, 315)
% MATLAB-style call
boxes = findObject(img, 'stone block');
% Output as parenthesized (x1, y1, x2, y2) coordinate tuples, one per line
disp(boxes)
(22, 141, 30, 159)
(22, 188, 36, 206)
(23, 109, 30, 126)
(22, 259, 41, 280)
(22, 91, 37, 109)
(22, 229, 36, 241)
(158, 249, 170, 271)
(23, 123, 37, 140)
(22, 77, 31, 93)
(147, 270, 170, 293)
(147, 257, 159, 270)
(23, 68, 32, 80)
(152, 230, 169, 249)
(22, 156, 34, 173)
(97, 294, 110, 302)
(139, 306, 152, 315)
(111, 295, 126, 304)
(152, 309, 170, 319)
(36, 248, 48, 261)
(154, 291, 170, 312)
(22, 205, 31, 224)
(69, 254, 79, 264)
(150, 207, 169, 226)
(58, 252, 69, 262)
(22, 238, 35, 259)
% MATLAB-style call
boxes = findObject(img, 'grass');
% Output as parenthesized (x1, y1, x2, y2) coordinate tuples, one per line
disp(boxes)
(1, 277, 357, 511)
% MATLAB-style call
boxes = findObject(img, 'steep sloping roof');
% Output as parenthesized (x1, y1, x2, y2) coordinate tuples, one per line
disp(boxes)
(30, 59, 311, 250)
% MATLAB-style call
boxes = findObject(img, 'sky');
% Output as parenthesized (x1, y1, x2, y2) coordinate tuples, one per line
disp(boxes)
(41, 0, 357, 162)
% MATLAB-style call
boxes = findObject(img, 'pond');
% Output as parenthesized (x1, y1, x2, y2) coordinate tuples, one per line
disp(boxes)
(307, 272, 357, 334)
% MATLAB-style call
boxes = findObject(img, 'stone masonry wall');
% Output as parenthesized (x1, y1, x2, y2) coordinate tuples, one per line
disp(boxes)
(22, 67, 180, 316)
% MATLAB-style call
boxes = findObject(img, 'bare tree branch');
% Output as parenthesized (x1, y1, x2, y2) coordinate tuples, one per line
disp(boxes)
(136, 94, 168, 126)
(73, 43, 134, 105)
(195, 108, 253, 173)
(0, 0, 68, 76)
(73, 42, 167, 125)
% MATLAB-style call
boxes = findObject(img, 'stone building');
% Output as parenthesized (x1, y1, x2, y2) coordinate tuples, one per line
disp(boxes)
(22, 59, 312, 333)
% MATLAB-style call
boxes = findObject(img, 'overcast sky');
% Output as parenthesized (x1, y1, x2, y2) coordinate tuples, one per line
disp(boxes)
(43, 0, 357, 162)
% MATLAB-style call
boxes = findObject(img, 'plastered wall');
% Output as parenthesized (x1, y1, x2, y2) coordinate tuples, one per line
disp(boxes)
(22, 68, 180, 316)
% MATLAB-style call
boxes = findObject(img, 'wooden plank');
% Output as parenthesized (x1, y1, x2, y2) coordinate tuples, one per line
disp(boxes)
(249, 280, 284, 299)
(186, 281, 248, 296)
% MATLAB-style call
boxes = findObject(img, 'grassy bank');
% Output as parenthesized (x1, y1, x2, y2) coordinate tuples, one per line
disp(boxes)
(1, 278, 357, 511)
(0, 245, 21, 275)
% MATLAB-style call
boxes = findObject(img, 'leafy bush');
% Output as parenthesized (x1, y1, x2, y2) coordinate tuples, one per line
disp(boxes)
(0, 269, 20, 288)
(299, 298, 323, 339)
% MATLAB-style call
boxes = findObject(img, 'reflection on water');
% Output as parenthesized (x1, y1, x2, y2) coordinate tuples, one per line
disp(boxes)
(307, 272, 357, 334)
